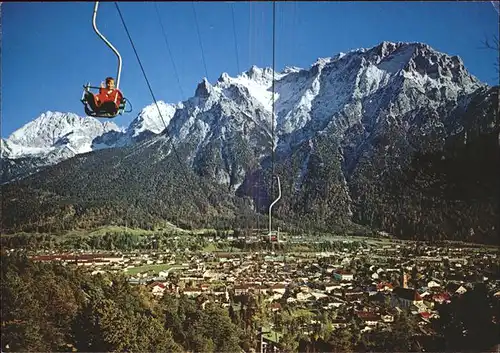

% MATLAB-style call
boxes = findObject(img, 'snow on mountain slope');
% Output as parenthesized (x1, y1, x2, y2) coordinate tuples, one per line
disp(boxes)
(118, 41, 486, 192)
(127, 101, 181, 138)
(1, 111, 125, 183)
(107, 100, 183, 148)
(163, 41, 484, 166)
(2, 111, 122, 159)
(229, 66, 284, 112)
(276, 42, 483, 151)
(2, 41, 489, 186)
(1, 139, 48, 159)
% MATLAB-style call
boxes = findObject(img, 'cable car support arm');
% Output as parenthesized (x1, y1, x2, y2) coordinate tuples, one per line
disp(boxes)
(268, 175, 282, 236)
(92, 1, 122, 89)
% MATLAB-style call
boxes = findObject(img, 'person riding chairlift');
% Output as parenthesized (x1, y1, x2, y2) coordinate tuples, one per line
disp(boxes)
(84, 76, 123, 115)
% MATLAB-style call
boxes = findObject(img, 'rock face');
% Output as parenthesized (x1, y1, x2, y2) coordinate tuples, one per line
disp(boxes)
(1, 41, 498, 243)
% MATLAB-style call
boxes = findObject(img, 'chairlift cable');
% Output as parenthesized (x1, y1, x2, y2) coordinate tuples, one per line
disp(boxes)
(191, 2, 209, 80)
(115, 3, 171, 137)
(266, 0, 282, 240)
(114, 2, 211, 211)
(249, 2, 253, 68)
(271, 0, 277, 181)
(154, 2, 186, 100)
(230, 2, 241, 74)
(248, 2, 260, 231)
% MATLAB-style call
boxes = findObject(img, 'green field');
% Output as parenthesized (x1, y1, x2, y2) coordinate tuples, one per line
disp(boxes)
(85, 226, 155, 236)
(78, 224, 185, 236)
(202, 243, 218, 252)
(61, 224, 189, 238)
(4, 224, 499, 253)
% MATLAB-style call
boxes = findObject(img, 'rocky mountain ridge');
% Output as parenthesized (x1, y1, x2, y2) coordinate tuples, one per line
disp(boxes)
(1, 41, 498, 243)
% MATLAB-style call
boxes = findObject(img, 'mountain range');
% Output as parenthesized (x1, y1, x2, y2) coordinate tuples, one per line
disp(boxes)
(1, 41, 498, 243)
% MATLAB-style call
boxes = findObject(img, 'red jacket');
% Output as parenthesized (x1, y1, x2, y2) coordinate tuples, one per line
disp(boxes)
(95, 88, 123, 108)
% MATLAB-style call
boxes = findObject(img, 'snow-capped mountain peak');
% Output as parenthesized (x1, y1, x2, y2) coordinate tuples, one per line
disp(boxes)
(195, 78, 214, 98)
(2, 41, 491, 186)
(3, 111, 121, 159)
(282, 66, 302, 74)
(218, 72, 231, 83)
(242, 65, 282, 84)
(313, 57, 333, 67)
(127, 101, 181, 138)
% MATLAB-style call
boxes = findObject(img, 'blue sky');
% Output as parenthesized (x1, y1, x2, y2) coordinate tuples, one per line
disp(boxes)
(2, 1, 499, 138)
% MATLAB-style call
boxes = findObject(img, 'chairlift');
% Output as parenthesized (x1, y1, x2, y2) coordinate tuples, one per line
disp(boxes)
(80, 1, 131, 118)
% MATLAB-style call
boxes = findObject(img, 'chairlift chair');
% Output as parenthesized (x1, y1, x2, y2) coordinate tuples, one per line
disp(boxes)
(80, 1, 131, 119)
